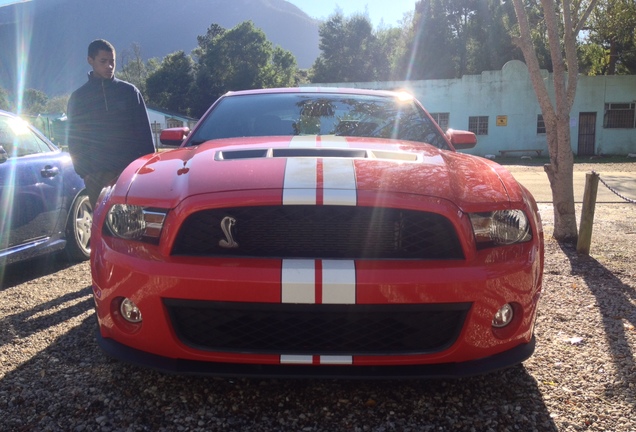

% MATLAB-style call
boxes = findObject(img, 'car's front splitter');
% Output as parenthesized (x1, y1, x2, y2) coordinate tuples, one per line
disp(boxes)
(95, 331, 535, 380)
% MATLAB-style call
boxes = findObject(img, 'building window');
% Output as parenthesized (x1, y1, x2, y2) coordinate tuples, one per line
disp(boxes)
(166, 118, 184, 128)
(537, 114, 546, 134)
(603, 103, 635, 128)
(430, 112, 449, 131)
(468, 116, 488, 135)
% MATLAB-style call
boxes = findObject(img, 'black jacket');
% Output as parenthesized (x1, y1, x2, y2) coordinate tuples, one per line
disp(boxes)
(67, 73, 156, 178)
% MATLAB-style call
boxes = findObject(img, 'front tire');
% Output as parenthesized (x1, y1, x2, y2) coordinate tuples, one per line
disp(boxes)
(65, 192, 92, 261)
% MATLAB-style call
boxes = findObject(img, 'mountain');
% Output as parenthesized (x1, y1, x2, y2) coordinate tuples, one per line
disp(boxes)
(0, 0, 320, 97)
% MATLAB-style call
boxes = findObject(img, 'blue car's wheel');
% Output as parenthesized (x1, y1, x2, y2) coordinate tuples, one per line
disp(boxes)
(65, 192, 92, 261)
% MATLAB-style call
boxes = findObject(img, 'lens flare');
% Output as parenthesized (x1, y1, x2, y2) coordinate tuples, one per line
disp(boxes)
(10, 1, 34, 114)
(403, 10, 425, 82)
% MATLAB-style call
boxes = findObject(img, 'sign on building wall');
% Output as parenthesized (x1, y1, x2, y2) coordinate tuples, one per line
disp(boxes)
(496, 116, 507, 126)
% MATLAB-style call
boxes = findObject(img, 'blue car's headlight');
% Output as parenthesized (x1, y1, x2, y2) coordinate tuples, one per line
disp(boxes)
(469, 209, 532, 247)
(106, 204, 167, 241)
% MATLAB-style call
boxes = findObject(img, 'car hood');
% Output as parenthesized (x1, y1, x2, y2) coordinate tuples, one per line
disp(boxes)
(122, 136, 524, 211)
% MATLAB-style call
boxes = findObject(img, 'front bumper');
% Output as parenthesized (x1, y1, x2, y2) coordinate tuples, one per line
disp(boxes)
(96, 331, 535, 379)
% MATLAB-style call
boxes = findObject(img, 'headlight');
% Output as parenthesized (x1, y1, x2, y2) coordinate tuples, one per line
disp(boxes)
(106, 204, 167, 241)
(469, 209, 532, 247)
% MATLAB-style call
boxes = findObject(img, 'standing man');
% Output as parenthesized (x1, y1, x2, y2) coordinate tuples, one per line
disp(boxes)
(67, 39, 156, 208)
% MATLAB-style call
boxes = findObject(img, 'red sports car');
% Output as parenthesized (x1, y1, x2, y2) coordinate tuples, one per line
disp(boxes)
(91, 88, 543, 378)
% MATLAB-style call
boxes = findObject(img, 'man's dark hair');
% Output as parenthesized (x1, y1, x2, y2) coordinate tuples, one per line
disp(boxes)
(88, 39, 115, 58)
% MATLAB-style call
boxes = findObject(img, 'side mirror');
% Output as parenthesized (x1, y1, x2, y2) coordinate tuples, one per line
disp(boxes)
(0, 145, 8, 163)
(446, 129, 477, 150)
(160, 127, 190, 147)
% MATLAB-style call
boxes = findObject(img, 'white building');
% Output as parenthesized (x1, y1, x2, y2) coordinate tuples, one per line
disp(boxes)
(311, 60, 636, 157)
(146, 107, 198, 147)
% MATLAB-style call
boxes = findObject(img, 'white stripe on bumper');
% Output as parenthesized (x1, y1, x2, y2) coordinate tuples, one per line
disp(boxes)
(280, 355, 354, 365)
(321, 260, 356, 304)
(281, 259, 356, 305)
(281, 259, 315, 304)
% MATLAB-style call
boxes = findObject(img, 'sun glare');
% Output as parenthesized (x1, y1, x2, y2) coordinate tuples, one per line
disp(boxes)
(8, 117, 30, 135)
(403, 11, 425, 82)
(11, 2, 34, 114)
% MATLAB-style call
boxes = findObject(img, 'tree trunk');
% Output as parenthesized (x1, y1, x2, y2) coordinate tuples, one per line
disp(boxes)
(511, 0, 596, 242)
(544, 117, 577, 242)
(608, 38, 617, 75)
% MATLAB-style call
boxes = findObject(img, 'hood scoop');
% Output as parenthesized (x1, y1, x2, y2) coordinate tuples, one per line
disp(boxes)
(216, 147, 419, 162)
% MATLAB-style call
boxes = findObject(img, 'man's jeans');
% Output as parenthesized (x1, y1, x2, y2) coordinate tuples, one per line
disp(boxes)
(83, 171, 119, 209)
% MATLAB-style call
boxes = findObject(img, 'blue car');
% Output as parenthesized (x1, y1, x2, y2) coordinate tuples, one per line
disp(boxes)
(0, 110, 92, 265)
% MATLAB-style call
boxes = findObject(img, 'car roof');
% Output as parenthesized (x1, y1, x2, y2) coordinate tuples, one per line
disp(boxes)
(223, 87, 415, 99)
(0, 109, 16, 118)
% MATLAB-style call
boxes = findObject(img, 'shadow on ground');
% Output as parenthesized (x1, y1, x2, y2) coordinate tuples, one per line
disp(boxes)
(0, 255, 81, 290)
(0, 305, 558, 431)
(558, 241, 636, 400)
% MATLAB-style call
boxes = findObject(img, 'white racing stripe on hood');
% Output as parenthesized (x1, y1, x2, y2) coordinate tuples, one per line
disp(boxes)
(283, 158, 317, 205)
(323, 158, 357, 206)
(289, 135, 319, 147)
(283, 135, 357, 206)
(289, 135, 349, 148)
(319, 136, 349, 148)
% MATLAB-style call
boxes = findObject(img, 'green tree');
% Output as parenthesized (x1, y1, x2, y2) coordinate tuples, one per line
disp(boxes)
(396, 0, 457, 79)
(465, 0, 523, 74)
(146, 51, 195, 115)
(192, 21, 297, 117)
(311, 13, 390, 83)
(583, 0, 636, 74)
(44, 95, 70, 114)
(377, 25, 407, 81)
(0, 86, 11, 111)
(263, 47, 298, 88)
(393, 0, 558, 79)
(118, 43, 155, 96)
(21, 89, 48, 115)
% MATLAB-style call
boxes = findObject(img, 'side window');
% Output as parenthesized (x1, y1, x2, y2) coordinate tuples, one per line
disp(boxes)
(537, 114, 546, 134)
(430, 113, 450, 131)
(603, 103, 635, 128)
(0, 116, 52, 157)
(0, 117, 15, 155)
(166, 118, 184, 128)
(29, 132, 55, 154)
(468, 116, 489, 135)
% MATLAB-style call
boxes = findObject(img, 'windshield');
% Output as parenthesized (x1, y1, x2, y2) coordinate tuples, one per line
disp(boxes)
(188, 93, 449, 149)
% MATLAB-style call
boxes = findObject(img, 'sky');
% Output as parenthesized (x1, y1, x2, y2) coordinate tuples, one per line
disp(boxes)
(0, 0, 418, 27)
(286, 0, 417, 28)
(0, 0, 31, 6)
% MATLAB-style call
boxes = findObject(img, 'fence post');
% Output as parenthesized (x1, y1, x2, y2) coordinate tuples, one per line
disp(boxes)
(576, 171, 600, 255)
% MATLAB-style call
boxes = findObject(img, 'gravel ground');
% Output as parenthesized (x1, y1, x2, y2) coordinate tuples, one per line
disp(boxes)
(0, 163, 635, 432)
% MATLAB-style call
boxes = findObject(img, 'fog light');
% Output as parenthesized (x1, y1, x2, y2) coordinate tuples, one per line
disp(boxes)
(492, 303, 514, 328)
(120, 298, 142, 323)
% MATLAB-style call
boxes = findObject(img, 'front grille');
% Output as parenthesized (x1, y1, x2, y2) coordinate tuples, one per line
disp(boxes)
(165, 300, 471, 355)
(172, 206, 464, 259)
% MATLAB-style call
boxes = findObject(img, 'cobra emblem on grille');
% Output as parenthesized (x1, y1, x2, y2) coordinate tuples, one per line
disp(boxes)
(219, 216, 239, 248)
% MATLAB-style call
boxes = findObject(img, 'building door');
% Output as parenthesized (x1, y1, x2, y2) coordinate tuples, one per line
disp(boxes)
(578, 112, 596, 156)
